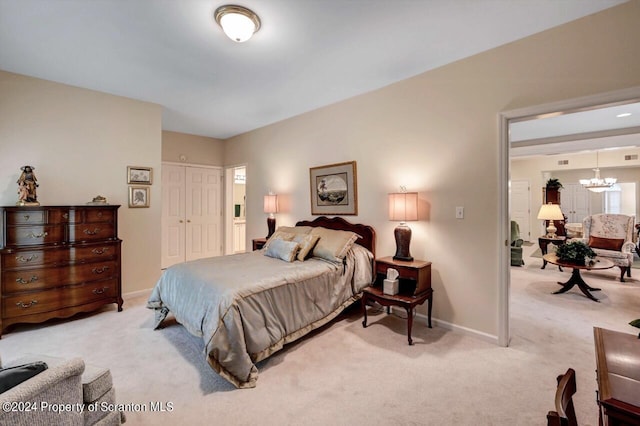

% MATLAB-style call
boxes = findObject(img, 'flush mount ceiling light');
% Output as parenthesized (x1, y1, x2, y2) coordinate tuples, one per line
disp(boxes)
(214, 5, 261, 43)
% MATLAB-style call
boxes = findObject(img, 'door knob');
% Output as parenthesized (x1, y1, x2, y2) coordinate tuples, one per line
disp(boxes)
(179, 220, 184, 223)
(187, 220, 191, 223)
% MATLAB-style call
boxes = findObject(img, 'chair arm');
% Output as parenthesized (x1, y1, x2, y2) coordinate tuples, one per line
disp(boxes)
(622, 241, 635, 253)
(0, 358, 84, 402)
(512, 238, 524, 248)
(0, 358, 85, 424)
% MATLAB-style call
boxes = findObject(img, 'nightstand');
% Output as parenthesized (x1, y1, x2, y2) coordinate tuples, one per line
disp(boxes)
(252, 238, 267, 251)
(361, 256, 433, 345)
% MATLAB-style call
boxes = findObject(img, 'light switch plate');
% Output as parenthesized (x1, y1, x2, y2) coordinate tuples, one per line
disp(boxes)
(456, 206, 464, 219)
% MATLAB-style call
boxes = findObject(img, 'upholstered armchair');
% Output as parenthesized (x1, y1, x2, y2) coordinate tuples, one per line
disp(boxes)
(0, 354, 125, 425)
(573, 213, 635, 282)
(511, 220, 525, 266)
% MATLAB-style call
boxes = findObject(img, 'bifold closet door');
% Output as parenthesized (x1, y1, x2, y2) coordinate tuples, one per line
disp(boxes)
(161, 165, 222, 269)
(185, 167, 222, 262)
(161, 165, 186, 269)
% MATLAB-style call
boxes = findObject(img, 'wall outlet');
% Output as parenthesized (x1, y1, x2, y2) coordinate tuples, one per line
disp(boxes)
(456, 206, 464, 219)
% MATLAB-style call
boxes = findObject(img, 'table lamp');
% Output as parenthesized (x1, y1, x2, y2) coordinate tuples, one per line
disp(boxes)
(537, 203, 564, 238)
(389, 191, 418, 261)
(263, 193, 278, 238)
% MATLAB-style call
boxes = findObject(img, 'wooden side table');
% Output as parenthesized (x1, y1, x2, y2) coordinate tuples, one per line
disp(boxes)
(252, 238, 267, 251)
(361, 257, 432, 345)
(538, 236, 566, 270)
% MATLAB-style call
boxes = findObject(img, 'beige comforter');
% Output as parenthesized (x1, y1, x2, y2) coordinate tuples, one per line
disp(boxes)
(147, 245, 373, 388)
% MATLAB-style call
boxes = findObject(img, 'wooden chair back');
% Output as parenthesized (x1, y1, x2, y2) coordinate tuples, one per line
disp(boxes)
(547, 368, 578, 426)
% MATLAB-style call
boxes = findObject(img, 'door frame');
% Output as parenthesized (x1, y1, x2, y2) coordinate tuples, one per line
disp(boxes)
(499, 86, 640, 347)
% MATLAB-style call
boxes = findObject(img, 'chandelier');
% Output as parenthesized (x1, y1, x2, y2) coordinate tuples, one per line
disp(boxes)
(579, 152, 616, 193)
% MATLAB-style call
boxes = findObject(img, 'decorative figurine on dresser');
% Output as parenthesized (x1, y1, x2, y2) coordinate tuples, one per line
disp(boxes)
(0, 204, 123, 337)
(16, 165, 39, 206)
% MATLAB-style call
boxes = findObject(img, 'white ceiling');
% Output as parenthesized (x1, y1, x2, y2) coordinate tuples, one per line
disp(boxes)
(0, 0, 626, 139)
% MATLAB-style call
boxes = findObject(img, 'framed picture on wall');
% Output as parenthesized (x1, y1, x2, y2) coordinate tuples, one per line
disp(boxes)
(127, 166, 153, 185)
(309, 161, 357, 215)
(129, 186, 150, 208)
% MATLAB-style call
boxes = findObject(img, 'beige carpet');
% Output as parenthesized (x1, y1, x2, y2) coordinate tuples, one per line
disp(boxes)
(1, 247, 639, 425)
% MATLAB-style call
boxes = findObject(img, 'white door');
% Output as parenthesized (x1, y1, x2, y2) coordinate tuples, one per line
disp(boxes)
(161, 165, 186, 269)
(561, 183, 590, 223)
(186, 167, 222, 262)
(161, 164, 222, 269)
(510, 179, 531, 241)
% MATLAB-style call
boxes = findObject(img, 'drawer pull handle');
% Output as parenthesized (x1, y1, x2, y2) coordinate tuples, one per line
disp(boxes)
(16, 300, 38, 309)
(63, 213, 69, 219)
(27, 231, 48, 239)
(16, 254, 38, 263)
(16, 276, 38, 284)
(97, 212, 103, 217)
(91, 247, 109, 255)
(92, 266, 110, 274)
(24, 214, 30, 221)
(83, 228, 101, 235)
(92, 286, 109, 295)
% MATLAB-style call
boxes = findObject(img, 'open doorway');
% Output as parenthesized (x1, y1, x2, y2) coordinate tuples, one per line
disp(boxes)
(224, 165, 247, 254)
(499, 86, 640, 346)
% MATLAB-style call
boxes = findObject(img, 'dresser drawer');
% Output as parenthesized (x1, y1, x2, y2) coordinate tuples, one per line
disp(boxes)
(5, 225, 65, 246)
(85, 209, 115, 223)
(5, 210, 46, 225)
(2, 261, 118, 293)
(48, 209, 81, 224)
(2, 248, 65, 268)
(69, 243, 119, 262)
(68, 223, 116, 242)
(3, 278, 118, 318)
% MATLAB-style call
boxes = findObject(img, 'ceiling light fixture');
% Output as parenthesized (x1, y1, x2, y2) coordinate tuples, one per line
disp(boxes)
(579, 151, 616, 193)
(214, 5, 261, 43)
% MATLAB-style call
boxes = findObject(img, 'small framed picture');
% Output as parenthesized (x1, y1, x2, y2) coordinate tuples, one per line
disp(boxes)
(129, 186, 150, 208)
(127, 166, 153, 185)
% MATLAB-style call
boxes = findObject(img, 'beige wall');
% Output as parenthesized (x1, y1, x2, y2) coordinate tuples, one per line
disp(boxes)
(162, 130, 224, 166)
(0, 70, 163, 295)
(225, 2, 640, 339)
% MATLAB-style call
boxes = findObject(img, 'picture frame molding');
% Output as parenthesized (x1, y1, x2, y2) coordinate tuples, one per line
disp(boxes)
(128, 186, 150, 208)
(309, 161, 358, 216)
(127, 166, 153, 185)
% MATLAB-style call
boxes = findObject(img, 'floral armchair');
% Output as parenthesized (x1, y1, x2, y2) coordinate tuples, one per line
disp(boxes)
(572, 213, 635, 282)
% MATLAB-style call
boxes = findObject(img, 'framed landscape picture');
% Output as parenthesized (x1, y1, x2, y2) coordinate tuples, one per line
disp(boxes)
(127, 166, 153, 185)
(309, 161, 357, 215)
(129, 186, 150, 208)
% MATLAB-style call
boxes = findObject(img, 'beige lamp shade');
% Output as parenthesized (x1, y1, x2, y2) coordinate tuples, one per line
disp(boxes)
(536, 203, 564, 221)
(537, 203, 563, 238)
(388, 192, 418, 222)
(263, 194, 278, 214)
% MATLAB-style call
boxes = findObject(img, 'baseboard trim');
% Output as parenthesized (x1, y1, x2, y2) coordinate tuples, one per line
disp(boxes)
(123, 288, 153, 300)
(390, 307, 499, 345)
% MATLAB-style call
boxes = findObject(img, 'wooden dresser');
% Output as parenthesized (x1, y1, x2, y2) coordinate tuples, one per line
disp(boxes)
(0, 205, 122, 337)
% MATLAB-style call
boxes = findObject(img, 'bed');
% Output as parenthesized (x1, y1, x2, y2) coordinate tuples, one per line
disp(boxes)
(147, 216, 376, 388)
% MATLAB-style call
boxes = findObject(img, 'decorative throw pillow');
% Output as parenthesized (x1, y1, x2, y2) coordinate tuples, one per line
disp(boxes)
(310, 227, 359, 263)
(0, 361, 48, 393)
(264, 238, 300, 262)
(263, 231, 296, 250)
(293, 233, 320, 261)
(588, 236, 625, 251)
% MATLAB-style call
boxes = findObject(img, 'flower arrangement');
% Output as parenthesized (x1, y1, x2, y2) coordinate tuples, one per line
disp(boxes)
(555, 241, 596, 266)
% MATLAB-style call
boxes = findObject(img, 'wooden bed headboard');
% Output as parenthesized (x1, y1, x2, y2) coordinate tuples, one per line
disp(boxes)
(295, 216, 376, 257)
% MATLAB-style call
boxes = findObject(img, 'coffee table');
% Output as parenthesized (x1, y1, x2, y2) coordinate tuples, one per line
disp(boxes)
(542, 254, 615, 302)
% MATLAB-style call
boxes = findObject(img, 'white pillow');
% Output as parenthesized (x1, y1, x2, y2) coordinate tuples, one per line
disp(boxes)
(264, 238, 300, 262)
(310, 227, 359, 263)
